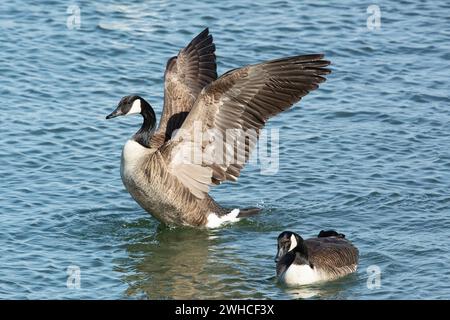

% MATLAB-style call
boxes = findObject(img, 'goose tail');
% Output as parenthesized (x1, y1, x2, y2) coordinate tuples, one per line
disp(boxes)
(317, 230, 346, 238)
(237, 207, 262, 218)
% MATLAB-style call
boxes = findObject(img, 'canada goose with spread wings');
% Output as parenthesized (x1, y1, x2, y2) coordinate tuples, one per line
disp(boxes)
(106, 28, 331, 228)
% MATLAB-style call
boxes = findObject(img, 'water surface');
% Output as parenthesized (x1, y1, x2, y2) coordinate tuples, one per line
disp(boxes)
(1, 0, 449, 299)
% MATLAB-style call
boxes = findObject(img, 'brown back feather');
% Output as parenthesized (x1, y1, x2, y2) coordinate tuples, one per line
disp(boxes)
(305, 237, 359, 278)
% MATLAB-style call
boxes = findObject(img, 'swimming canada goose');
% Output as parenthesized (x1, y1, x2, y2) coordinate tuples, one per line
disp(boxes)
(106, 28, 331, 228)
(276, 230, 359, 286)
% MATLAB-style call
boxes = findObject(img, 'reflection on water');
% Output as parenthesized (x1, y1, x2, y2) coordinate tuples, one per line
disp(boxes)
(280, 274, 360, 299)
(122, 225, 211, 299)
(117, 221, 356, 300)
(1, 0, 449, 299)
(117, 221, 280, 299)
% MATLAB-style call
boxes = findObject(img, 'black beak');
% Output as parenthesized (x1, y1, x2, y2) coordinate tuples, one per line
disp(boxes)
(275, 246, 286, 263)
(106, 107, 123, 119)
(275, 250, 280, 263)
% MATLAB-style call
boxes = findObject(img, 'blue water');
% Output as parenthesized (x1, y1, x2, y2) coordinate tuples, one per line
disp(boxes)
(1, 0, 450, 299)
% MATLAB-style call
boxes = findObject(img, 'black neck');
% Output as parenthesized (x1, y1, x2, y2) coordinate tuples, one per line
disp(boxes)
(293, 240, 312, 267)
(133, 99, 156, 148)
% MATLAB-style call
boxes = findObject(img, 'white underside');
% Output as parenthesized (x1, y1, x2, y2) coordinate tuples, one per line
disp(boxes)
(122, 139, 147, 166)
(120, 139, 149, 185)
(279, 264, 324, 286)
(206, 209, 240, 228)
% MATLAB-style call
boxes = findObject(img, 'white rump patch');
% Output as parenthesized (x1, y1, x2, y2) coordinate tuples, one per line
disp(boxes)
(127, 99, 141, 115)
(206, 209, 240, 228)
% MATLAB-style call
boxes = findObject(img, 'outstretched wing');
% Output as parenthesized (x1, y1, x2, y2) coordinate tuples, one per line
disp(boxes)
(150, 28, 217, 148)
(164, 54, 331, 199)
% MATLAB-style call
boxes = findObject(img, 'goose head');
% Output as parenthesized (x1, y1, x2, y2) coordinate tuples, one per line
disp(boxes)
(275, 231, 304, 262)
(106, 95, 157, 147)
(106, 95, 155, 121)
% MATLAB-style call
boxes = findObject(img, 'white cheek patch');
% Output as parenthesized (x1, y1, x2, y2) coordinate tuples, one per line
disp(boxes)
(126, 99, 141, 115)
(289, 234, 297, 252)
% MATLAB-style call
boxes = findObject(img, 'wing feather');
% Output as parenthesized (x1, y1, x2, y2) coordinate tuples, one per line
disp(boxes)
(150, 28, 217, 148)
(305, 237, 359, 277)
(166, 54, 330, 198)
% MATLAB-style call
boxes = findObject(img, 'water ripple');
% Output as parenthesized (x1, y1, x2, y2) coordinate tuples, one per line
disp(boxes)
(1, 0, 449, 299)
